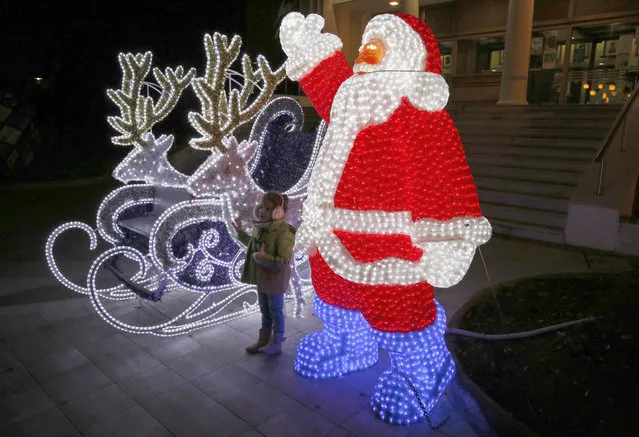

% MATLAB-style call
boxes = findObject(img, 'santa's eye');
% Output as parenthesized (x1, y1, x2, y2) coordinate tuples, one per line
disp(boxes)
(365, 43, 377, 51)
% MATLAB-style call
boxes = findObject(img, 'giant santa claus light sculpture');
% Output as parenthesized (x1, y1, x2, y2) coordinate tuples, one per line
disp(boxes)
(279, 12, 492, 424)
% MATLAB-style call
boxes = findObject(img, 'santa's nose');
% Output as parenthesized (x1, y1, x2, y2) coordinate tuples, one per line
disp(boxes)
(355, 38, 386, 65)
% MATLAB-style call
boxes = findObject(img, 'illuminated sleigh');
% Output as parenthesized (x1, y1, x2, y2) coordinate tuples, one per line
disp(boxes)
(45, 34, 325, 336)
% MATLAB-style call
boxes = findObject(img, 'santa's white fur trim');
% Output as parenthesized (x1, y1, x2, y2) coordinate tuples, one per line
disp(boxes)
(296, 206, 491, 286)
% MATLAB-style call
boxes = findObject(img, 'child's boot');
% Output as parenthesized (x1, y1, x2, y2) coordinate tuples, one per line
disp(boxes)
(370, 300, 455, 425)
(261, 333, 286, 356)
(245, 329, 272, 354)
(294, 295, 378, 379)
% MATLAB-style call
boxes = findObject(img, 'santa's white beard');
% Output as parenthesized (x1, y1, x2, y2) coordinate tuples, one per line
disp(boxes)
(306, 70, 447, 209)
(307, 71, 410, 206)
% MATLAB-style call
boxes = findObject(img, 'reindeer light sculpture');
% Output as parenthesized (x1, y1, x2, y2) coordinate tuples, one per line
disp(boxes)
(45, 31, 323, 336)
(107, 52, 195, 187)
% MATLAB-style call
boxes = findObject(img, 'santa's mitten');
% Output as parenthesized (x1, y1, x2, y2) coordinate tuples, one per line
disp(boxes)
(279, 12, 343, 81)
(413, 216, 492, 288)
(419, 240, 477, 288)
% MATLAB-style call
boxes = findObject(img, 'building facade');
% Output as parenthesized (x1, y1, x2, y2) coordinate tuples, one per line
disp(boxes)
(317, 0, 639, 105)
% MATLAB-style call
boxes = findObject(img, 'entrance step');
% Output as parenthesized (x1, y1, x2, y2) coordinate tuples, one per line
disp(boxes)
(448, 104, 619, 244)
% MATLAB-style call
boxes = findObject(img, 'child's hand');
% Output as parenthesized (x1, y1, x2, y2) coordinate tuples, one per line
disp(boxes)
(253, 243, 267, 264)
(232, 217, 243, 232)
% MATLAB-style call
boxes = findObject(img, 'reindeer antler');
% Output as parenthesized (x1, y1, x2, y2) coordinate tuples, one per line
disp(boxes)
(107, 52, 196, 146)
(188, 33, 286, 152)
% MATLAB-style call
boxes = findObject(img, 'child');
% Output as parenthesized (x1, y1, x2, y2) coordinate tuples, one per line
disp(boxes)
(233, 191, 296, 356)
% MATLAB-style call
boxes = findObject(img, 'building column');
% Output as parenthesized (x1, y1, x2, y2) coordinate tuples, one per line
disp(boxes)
(322, 0, 338, 35)
(498, 0, 535, 105)
(400, 0, 420, 17)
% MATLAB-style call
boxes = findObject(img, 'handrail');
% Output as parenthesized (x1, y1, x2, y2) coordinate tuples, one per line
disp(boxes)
(594, 82, 639, 196)
(595, 82, 639, 162)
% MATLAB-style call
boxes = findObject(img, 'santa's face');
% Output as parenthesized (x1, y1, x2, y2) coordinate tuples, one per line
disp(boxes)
(353, 14, 427, 74)
(354, 38, 386, 72)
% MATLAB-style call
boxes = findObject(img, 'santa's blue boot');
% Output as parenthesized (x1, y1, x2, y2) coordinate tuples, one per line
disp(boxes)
(294, 295, 379, 379)
(370, 300, 455, 425)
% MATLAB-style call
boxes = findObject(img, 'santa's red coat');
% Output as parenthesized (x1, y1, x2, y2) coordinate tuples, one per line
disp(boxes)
(301, 52, 483, 332)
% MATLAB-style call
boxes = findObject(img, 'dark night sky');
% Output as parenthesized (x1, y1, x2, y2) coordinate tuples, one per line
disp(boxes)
(1, 1, 291, 180)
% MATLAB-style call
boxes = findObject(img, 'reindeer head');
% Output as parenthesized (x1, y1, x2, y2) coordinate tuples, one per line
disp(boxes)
(113, 132, 188, 186)
(107, 52, 195, 186)
(187, 136, 259, 199)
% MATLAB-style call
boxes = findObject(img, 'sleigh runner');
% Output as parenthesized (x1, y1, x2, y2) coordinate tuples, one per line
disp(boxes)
(45, 32, 326, 336)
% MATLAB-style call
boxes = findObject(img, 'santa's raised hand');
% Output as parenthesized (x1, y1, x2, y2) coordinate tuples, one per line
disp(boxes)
(279, 12, 343, 81)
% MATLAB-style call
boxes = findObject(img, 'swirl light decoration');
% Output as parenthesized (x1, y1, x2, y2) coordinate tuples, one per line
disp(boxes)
(44, 37, 322, 337)
(278, 12, 492, 425)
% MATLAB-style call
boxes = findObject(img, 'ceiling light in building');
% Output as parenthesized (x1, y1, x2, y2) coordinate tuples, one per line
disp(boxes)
(583, 83, 590, 89)
(34, 77, 43, 84)
(608, 84, 616, 91)
(612, 91, 617, 96)
(597, 83, 604, 89)
(389, 1, 399, 5)
(602, 92, 608, 99)
(589, 90, 597, 96)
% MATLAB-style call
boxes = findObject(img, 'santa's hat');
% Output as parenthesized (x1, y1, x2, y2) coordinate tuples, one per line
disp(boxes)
(394, 13, 442, 75)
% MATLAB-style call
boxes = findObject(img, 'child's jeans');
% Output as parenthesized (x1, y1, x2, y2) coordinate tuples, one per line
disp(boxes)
(258, 292, 285, 334)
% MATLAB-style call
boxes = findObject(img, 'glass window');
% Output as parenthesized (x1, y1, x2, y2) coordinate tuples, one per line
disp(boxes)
(440, 40, 452, 81)
(475, 36, 505, 73)
(527, 28, 569, 104)
(567, 22, 639, 104)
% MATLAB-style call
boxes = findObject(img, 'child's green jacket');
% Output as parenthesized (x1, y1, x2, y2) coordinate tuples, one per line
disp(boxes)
(237, 219, 296, 294)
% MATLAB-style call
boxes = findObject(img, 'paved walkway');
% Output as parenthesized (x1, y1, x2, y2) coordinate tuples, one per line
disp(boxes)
(1, 203, 634, 437)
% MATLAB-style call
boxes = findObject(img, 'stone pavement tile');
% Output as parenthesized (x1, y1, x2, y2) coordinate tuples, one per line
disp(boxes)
(58, 382, 136, 432)
(341, 408, 413, 437)
(83, 405, 172, 437)
(2, 326, 71, 365)
(147, 336, 202, 362)
(1, 407, 80, 437)
(300, 321, 324, 335)
(257, 400, 337, 437)
(164, 343, 236, 381)
(285, 312, 321, 334)
(280, 330, 306, 358)
(230, 428, 267, 437)
(37, 299, 93, 324)
(0, 384, 55, 427)
(125, 331, 178, 350)
(0, 312, 50, 337)
(325, 427, 357, 436)
(228, 312, 263, 333)
(49, 314, 116, 348)
(216, 330, 260, 358)
(338, 357, 388, 398)
(0, 356, 40, 397)
(76, 333, 140, 364)
(117, 363, 186, 402)
(298, 377, 370, 425)
(238, 352, 321, 401)
(138, 382, 249, 437)
(191, 323, 241, 346)
(41, 362, 111, 403)
(95, 348, 163, 381)
(194, 363, 295, 426)
(25, 347, 89, 383)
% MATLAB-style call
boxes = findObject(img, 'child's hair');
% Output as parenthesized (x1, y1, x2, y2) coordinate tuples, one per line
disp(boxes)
(263, 191, 288, 212)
